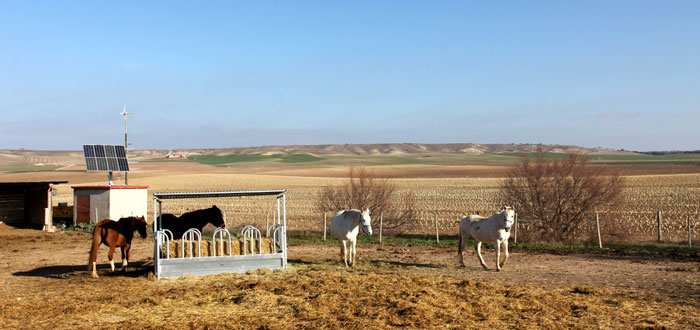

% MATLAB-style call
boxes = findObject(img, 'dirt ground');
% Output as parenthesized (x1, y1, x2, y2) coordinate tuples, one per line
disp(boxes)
(1, 224, 699, 329)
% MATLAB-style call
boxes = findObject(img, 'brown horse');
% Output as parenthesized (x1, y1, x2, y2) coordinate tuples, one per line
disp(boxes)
(159, 205, 226, 239)
(88, 216, 148, 278)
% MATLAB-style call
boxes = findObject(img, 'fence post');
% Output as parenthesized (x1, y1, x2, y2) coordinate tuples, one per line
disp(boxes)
(657, 210, 662, 242)
(434, 212, 440, 244)
(688, 215, 692, 248)
(379, 213, 383, 243)
(595, 212, 602, 249)
(323, 213, 327, 241)
(513, 212, 518, 244)
(266, 211, 269, 235)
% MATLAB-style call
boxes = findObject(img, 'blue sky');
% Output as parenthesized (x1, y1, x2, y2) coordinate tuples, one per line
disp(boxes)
(1, 1, 698, 151)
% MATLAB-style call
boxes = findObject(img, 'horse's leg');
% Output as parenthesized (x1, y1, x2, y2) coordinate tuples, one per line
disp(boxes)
(475, 241, 488, 270)
(349, 239, 357, 267)
(500, 239, 509, 269)
(341, 240, 348, 268)
(495, 239, 501, 271)
(89, 231, 102, 278)
(120, 246, 128, 271)
(458, 231, 465, 267)
(108, 244, 116, 272)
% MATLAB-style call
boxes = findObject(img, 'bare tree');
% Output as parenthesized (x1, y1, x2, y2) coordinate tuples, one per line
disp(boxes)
(317, 167, 414, 231)
(500, 152, 623, 242)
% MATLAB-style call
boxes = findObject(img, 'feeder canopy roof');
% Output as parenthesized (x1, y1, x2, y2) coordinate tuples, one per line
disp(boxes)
(153, 189, 285, 200)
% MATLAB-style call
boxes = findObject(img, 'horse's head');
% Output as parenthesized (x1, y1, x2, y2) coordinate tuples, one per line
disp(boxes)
(360, 208, 373, 236)
(501, 206, 515, 231)
(210, 205, 226, 228)
(133, 216, 148, 238)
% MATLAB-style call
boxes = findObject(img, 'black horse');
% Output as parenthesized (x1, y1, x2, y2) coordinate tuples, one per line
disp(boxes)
(159, 205, 226, 239)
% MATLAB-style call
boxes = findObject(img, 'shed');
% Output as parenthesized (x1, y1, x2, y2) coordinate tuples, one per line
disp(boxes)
(0, 181, 68, 231)
(72, 185, 149, 225)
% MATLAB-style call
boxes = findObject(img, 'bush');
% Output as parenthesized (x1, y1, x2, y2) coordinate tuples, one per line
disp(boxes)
(500, 152, 623, 242)
(317, 167, 415, 232)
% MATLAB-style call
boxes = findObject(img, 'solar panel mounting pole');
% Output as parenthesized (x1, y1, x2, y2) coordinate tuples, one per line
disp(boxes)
(120, 106, 132, 185)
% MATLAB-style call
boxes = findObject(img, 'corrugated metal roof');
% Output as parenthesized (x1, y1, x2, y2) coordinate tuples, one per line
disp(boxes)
(153, 189, 285, 200)
(0, 181, 68, 186)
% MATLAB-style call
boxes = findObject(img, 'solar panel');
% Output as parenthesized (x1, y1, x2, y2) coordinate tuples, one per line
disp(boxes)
(83, 145, 130, 172)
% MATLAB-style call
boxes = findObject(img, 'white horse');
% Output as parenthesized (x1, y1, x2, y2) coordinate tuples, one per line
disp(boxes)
(330, 208, 372, 268)
(458, 206, 515, 271)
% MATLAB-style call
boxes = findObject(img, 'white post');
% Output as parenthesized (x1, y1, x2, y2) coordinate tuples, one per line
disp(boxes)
(434, 212, 439, 244)
(379, 213, 383, 243)
(323, 213, 327, 241)
(513, 212, 518, 243)
(277, 198, 281, 225)
(657, 210, 662, 242)
(688, 215, 692, 248)
(596, 212, 602, 249)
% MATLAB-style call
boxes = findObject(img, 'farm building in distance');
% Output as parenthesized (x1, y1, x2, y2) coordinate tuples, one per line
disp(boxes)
(0, 181, 68, 231)
(72, 185, 149, 225)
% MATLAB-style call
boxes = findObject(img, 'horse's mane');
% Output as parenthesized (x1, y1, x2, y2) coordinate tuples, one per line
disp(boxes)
(181, 206, 218, 217)
(338, 209, 363, 221)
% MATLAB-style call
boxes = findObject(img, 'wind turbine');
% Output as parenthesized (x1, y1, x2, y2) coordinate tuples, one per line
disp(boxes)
(120, 106, 132, 185)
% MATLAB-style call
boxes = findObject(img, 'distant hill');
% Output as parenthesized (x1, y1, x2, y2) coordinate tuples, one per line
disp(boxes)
(0, 143, 635, 167)
(167, 143, 629, 158)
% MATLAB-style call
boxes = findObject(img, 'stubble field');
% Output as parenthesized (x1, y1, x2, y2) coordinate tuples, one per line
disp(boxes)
(27, 162, 700, 241)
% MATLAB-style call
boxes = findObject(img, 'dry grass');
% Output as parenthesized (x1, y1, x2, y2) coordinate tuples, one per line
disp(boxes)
(2, 223, 699, 330)
(2, 262, 698, 330)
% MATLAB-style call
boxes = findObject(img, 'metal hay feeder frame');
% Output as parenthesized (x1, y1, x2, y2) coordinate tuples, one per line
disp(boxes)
(152, 189, 287, 279)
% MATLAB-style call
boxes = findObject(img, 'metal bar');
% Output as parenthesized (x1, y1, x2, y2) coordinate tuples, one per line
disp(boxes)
(158, 200, 163, 233)
(282, 193, 287, 268)
(153, 197, 159, 279)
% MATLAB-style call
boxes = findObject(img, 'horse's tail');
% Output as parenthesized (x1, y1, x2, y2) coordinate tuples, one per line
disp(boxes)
(87, 223, 102, 270)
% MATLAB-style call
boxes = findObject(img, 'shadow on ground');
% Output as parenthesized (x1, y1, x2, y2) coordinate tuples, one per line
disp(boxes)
(370, 259, 443, 269)
(13, 261, 152, 279)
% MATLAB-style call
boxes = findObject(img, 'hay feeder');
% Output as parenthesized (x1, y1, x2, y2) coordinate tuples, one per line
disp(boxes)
(152, 190, 287, 279)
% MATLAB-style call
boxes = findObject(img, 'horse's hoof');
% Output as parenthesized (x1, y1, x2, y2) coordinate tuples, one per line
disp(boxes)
(91, 274, 99, 279)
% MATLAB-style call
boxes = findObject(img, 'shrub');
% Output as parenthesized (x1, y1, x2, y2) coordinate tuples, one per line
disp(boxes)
(500, 152, 623, 242)
(63, 222, 96, 233)
(317, 167, 415, 232)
